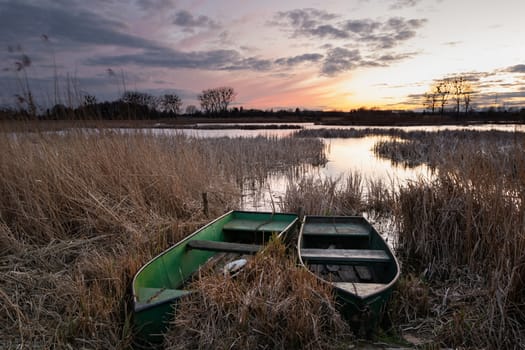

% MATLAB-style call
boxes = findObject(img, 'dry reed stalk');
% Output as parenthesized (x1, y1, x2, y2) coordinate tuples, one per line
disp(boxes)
(196, 136, 326, 186)
(0, 129, 239, 348)
(164, 238, 353, 349)
(0, 127, 330, 348)
(279, 172, 395, 216)
(393, 130, 525, 348)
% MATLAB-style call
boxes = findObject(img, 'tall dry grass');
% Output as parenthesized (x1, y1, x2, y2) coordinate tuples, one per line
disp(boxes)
(392, 131, 525, 348)
(286, 128, 525, 347)
(279, 172, 395, 216)
(195, 135, 326, 186)
(0, 128, 327, 348)
(164, 238, 353, 349)
(0, 130, 238, 348)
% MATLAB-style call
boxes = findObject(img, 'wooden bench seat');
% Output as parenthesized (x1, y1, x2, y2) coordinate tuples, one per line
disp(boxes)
(302, 223, 370, 237)
(186, 240, 262, 254)
(222, 219, 290, 233)
(301, 248, 390, 263)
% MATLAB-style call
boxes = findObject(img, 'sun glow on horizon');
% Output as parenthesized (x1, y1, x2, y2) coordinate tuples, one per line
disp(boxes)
(0, 0, 524, 111)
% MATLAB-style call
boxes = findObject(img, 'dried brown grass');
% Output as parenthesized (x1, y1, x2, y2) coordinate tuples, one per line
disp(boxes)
(0, 127, 329, 348)
(279, 172, 394, 216)
(393, 130, 525, 348)
(0, 130, 237, 348)
(196, 136, 327, 186)
(164, 238, 353, 349)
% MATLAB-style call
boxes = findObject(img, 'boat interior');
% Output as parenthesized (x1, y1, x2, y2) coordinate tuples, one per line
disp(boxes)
(299, 217, 397, 294)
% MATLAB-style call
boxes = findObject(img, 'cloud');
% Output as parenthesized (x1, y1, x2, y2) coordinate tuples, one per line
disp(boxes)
(343, 19, 382, 34)
(0, 1, 158, 50)
(87, 47, 324, 73)
(224, 57, 274, 71)
(275, 53, 324, 66)
(360, 17, 427, 49)
(389, 0, 422, 10)
(86, 48, 244, 70)
(274, 9, 427, 50)
(135, 0, 174, 11)
(506, 64, 525, 73)
(310, 25, 350, 39)
(273, 8, 342, 38)
(173, 10, 219, 30)
(275, 8, 338, 29)
(443, 41, 462, 46)
(322, 48, 361, 76)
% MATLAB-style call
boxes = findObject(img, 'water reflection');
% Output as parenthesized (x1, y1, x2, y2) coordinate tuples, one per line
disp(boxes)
(322, 136, 428, 182)
(154, 123, 523, 210)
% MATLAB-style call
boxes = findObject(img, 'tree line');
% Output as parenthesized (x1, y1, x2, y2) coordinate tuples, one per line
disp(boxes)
(1, 86, 237, 120)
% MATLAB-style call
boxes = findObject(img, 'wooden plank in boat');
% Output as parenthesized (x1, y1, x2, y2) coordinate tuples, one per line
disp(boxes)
(223, 219, 289, 233)
(187, 240, 262, 254)
(333, 282, 386, 297)
(301, 248, 390, 263)
(302, 222, 370, 237)
(338, 266, 358, 282)
(355, 266, 373, 281)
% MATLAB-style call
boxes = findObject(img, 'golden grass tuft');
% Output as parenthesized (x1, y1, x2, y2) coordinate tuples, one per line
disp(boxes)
(164, 238, 353, 349)
(392, 130, 525, 348)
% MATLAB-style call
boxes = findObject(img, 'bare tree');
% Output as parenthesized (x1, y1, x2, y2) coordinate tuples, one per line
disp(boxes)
(198, 87, 236, 114)
(82, 94, 97, 106)
(436, 79, 451, 115)
(121, 91, 157, 110)
(452, 76, 468, 116)
(463, 90, 472, 114)
(185, 105, 198, 115)
(424, 86, 439, 114)
(218, 86, 235, 112)
(160, 94, 182, 114)
(425, 76, 475, 116)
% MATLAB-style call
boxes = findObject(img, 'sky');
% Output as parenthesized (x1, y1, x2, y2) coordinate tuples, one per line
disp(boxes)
(1, 0, 524, 111)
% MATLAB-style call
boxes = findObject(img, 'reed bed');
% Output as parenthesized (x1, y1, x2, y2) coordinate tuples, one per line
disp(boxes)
(373, 129, 525, 168)
(164, 238, 353, 349)
(284, 128, 525, 347)
(391, 130, 525, 348)
(279, 172, 395, 217)
(196, 135, 327, 185)
(0, 128, 327, 348)
(0, 130, 236, 348)
(293, 127, 408, 139)
(189, 123, 303, 130)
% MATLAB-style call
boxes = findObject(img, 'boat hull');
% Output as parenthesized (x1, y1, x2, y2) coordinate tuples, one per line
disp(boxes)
(132, 210, 299, 342)
(298, 215, 400, 333)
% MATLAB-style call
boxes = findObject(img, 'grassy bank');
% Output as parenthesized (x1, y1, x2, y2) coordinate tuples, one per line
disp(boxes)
(373, 130, 525, 348)
(3, 124, 524, 348)
(0, 129, 325, 348)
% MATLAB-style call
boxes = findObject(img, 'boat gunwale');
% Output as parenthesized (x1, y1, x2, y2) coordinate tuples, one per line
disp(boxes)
(297, 215, 400, 303)
(132, 210, 299, 312)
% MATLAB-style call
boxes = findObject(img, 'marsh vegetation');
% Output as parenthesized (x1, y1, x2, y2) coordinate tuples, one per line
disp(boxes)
(1, 123, 524, 348)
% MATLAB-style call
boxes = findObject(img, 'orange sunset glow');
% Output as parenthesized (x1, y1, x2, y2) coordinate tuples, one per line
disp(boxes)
(1, 0, 524, 111)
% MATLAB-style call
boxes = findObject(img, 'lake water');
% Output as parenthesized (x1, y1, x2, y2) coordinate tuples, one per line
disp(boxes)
(157, 123, 524, 211)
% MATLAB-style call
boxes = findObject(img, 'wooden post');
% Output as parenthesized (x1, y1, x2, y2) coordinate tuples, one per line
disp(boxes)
(202, 192, 209, 217)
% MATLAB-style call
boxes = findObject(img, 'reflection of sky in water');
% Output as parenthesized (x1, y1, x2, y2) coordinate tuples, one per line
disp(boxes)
(321, 137, 428, 183)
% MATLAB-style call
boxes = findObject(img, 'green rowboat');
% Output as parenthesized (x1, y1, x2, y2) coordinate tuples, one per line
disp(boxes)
(132, 210, 299, 341)
(297, 215, 400, 333)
